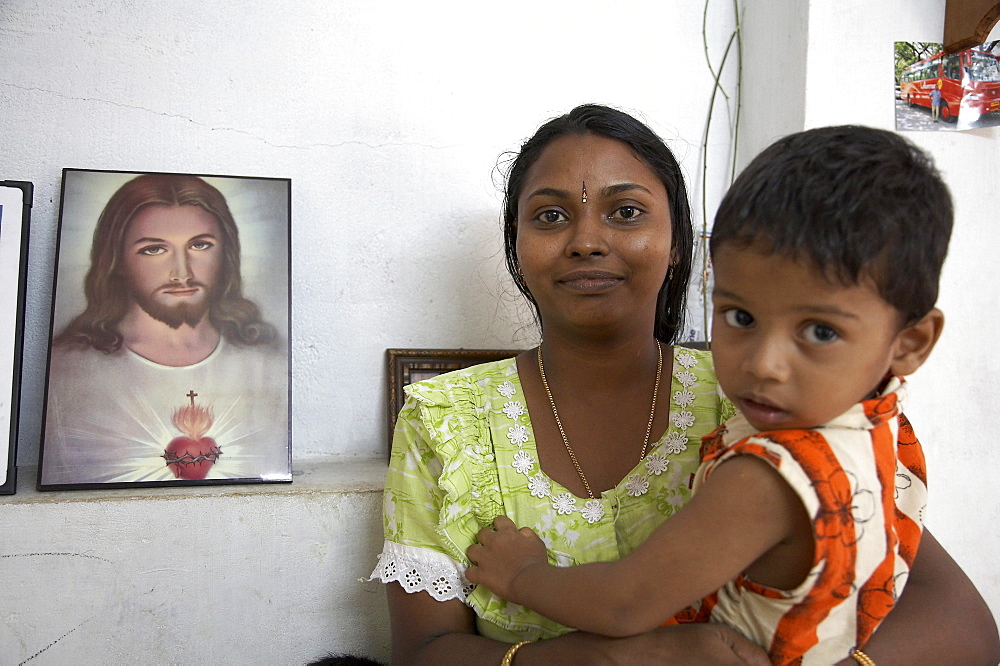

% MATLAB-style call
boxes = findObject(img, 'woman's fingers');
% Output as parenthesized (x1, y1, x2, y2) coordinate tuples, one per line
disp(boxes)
(474, 515, 518, 546)
(493, 515, 516, 531)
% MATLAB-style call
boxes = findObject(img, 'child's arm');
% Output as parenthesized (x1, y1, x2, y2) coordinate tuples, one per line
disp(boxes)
(466, 455, 812, 637)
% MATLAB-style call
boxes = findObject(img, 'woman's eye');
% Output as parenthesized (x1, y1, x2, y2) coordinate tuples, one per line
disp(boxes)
(536, 209, 567, 225)
(610, 205, 642, 221)
(723, 309, 754, 328)
(803, 323, 839, 344)
(138, 246, 166, 256)
(190, 241, 214, 251)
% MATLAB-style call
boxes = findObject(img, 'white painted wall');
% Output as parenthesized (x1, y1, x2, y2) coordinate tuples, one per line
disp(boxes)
(736, 0, 809, 166)
(0, 0, 996, 662)
(2, 461, 390, 665)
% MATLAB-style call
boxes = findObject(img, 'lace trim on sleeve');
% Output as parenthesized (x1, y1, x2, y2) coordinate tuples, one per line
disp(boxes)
(370, 540, 474, 602)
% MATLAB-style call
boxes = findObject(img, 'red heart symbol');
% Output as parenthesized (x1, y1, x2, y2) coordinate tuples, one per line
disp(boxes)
(163, 437, 221, 480)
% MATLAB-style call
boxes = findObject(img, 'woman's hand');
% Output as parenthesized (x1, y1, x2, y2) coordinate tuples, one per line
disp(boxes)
(466, 515, 548, 602)
(605, 623, 770, 665)
(516, 623, 769, 665)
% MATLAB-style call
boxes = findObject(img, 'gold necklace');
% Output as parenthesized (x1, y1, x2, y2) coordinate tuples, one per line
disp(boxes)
(536, 342, 663, 500)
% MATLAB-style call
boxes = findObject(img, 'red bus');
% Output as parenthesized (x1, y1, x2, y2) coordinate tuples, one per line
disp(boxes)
(900, 48, 1000, 122)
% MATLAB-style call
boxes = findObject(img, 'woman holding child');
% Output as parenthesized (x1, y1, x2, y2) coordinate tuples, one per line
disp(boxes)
(371, 105, 998, 663)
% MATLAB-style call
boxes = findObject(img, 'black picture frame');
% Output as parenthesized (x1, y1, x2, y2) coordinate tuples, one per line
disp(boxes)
(38, 169, 292, 490)
(385, 348, 520, 454)
(0, 181, 32, 495)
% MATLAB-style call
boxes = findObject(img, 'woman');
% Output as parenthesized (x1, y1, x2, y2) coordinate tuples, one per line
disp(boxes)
(371, 105, 998, 663)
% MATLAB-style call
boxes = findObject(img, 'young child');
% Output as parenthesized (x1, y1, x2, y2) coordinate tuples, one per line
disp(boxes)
(465, 125, 952, 664)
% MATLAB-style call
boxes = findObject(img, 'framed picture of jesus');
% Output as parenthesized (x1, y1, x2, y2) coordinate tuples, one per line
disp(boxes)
(37, 169, 292, 490)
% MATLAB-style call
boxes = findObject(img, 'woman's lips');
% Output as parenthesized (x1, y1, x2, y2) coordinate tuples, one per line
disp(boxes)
(557, 271, 624, 293)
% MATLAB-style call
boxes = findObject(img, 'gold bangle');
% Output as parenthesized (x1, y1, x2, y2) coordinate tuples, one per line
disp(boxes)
(501, 640, 532, 666)
(851, 648, 876, 666)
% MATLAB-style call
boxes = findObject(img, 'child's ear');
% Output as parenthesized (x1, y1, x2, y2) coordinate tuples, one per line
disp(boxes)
(890, 308, 944, 377)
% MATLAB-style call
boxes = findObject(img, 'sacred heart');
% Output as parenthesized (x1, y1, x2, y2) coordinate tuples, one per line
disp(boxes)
(162, 390, 221, 480)
(164, 435, 222, 480)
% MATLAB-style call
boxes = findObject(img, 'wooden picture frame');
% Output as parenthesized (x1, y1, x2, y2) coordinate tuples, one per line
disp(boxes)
(37, 169, 292, 490)
(0, 181, 32, 494)
(386, 348, 520, 453)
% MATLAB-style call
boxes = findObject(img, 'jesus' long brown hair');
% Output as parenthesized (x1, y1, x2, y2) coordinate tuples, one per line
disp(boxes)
(54, 174, 277, 353)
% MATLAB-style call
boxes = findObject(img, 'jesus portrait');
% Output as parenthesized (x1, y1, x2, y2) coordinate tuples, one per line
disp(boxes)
(39, 170, 291, 489)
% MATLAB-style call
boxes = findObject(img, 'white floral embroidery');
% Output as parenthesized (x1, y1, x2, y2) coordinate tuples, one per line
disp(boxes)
(631, 347, 696, 493)
(431, 576, 457, 597)
(371, 542, 469, 602)
(492, 357, 706, 527)
(625, 474, 650, 497)
(502, 401, 526, 420)
(663, 432, 688, 454)
(507, 423, 529, 446)
(528, 474, 551, 498)
(676, 352, 697, 368)
(671, 411, 695, 429)
(673, 389, 695, 408)
(493, 348, 705, 527)
(644, 452, 669, 475)
(581, 500, 606, 524)
(512, 450, 535, 474)
(552, 493, 577, 515)
(676, 370, 697, 387)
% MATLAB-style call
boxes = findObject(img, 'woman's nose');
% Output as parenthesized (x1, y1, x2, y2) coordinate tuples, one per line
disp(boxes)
(565, 212, 609, 258)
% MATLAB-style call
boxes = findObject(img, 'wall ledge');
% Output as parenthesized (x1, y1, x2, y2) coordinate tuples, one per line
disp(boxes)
(2, 457, 387, 505)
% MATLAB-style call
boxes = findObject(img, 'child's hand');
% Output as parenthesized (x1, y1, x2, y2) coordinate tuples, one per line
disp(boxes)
(466, 515, 548, 602)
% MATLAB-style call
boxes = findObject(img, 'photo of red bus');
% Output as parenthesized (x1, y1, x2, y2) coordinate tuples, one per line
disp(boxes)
(900, 47, 1000, 123)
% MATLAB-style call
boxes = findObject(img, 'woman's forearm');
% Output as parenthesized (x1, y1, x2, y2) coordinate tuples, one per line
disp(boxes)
(387, 582, 769, 665)
(857, 529, 999, 665)
(387, 581, 630, 666)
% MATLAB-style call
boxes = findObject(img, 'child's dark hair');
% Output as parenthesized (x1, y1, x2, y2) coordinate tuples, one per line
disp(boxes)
(711, 125, 953, 324)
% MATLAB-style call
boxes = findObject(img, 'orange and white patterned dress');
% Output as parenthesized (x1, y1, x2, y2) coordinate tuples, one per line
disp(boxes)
(690, 377, 926, 665)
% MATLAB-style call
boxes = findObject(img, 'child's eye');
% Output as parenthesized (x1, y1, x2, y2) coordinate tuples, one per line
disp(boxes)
(723, 309, 754, 329)
(803, 323, 839, 344)
(609, 205, 643, 221)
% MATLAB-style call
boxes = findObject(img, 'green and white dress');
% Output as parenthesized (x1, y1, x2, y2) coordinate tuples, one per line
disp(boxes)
(370, 346, 732, 642)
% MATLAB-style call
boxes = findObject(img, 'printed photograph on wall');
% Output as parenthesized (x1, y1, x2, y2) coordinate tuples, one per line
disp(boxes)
(38, 169, 291, 490)
(894, 40, 1000, 132)
(0, 181, 32, 494)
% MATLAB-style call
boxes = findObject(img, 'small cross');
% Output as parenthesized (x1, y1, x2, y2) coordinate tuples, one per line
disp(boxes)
(187, 390, 198, 406)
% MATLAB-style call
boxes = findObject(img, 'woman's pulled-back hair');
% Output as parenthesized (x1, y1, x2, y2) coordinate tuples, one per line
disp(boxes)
(55, 173, 277, 353)
(501, 104, 694, 344)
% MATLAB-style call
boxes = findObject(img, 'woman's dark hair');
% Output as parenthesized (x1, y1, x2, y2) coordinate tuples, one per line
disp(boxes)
(501, 104, 693, 343)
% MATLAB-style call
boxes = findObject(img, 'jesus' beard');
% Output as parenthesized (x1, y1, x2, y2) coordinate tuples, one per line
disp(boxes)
(133, 283, 214, 330)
